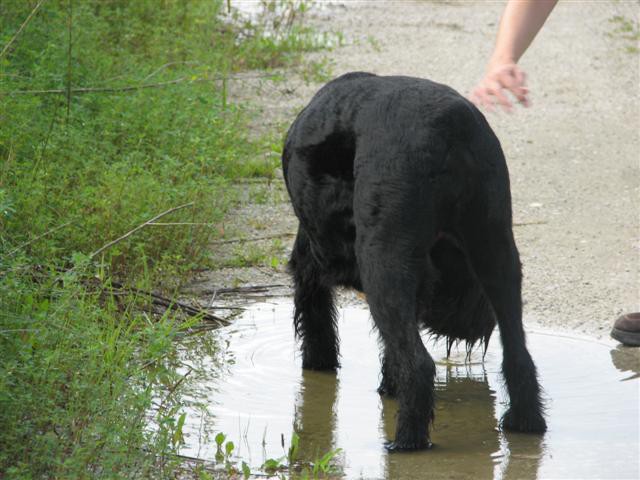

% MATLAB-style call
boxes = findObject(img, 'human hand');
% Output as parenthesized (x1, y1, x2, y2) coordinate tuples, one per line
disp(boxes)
(469, 62, 529, 112)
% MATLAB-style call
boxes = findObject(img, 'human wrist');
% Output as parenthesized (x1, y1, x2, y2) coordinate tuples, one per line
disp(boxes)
(487, 52, 518, 72)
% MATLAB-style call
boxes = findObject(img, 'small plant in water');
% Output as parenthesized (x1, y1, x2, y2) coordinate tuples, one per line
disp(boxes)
(297, 448, 342, 479)
(207, 430, 341, 478)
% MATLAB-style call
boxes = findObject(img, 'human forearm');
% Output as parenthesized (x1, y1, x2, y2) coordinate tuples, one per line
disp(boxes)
(489, 0, 558, 67)
(470, 0, 558, 111)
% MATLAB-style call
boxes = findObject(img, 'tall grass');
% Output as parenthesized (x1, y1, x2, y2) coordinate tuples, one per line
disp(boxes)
(0, 0, 323, 477)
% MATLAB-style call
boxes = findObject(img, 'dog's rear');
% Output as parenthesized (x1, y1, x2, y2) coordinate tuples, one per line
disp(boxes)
(284, 73, 498, 346)
(283, 73, 546, 450)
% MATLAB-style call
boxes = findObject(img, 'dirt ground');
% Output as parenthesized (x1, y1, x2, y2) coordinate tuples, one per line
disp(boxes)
(188, 0, 639, 342)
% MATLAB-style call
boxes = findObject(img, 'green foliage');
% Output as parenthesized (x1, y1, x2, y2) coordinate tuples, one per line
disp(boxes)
(288, 431, 300, 464)
(0, 262, 189, 477)
(0, 0, 322, 277)
(196, 430, 341, 479)
(0, 0, 328, 477)
(241, 460, 251, 479)
(312, 447, 342, 477)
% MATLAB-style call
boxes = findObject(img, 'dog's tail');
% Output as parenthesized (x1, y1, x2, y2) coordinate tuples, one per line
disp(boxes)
(426, 234, 496, 358)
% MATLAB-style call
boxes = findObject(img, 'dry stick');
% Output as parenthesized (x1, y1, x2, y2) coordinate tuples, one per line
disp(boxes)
(142, 61, 201, 82)
(211, 232, 295, 245)
(6, 221, 72, 257)
(231, 177, 276, 184)
(65, 0, 73, 122)
(200, 284, 288, 295)
(14, 77, 188, 95)
(31, 100, 60, 181)
(5, 73, 280, 96)
(157, 368, 193, 414)
(172, 454, 280, 479)
(0, 0, 47, 60)
(89, 202, 194, 259)
(106, 279, 229, 325)
(147, 222, 218, 226)
(513, 220, 547, 227)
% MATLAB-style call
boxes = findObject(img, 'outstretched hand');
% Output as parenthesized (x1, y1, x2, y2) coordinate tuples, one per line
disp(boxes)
(469, 62, 529, 112)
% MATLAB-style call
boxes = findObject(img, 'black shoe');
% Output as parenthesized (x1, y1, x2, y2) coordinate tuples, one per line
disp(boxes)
(611, 313, 640, 347)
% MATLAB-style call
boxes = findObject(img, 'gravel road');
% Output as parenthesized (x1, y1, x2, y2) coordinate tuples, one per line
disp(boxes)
(196, 0, 639, 342)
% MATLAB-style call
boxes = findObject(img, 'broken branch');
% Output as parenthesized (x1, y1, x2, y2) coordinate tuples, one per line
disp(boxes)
(89, 202, 194, 259)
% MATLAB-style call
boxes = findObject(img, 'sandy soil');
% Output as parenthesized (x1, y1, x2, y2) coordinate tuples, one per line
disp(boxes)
(188, 0, 639, 342)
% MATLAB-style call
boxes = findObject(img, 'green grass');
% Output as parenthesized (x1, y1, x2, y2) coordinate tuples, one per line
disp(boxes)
(0, 0, 327, 477)
(609, 14, 640, 54)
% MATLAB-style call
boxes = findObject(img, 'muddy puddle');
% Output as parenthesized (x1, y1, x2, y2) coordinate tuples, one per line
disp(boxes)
(176, 300, 639, 479)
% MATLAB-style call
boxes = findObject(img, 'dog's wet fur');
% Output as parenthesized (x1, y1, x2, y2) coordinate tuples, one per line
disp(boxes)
(282, 72, 546, 451)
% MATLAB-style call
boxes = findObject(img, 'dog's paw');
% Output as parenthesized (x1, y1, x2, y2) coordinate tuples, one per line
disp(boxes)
(384, 439, 433, 452)
(501, 408, 547, 433)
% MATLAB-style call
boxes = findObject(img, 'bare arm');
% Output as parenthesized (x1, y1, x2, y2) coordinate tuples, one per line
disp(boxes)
(470, 0, 558, 112)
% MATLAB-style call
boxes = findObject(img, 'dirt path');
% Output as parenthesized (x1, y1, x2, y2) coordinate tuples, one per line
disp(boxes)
(189, 0, 639, 341)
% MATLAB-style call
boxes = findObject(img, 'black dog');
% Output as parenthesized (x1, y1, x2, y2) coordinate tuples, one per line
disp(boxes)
(282, 72, 546, 451)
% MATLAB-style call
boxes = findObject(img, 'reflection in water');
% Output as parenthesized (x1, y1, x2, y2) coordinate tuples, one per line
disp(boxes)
(175, 302, 639, 479)
(610, 345, 640, 381)
(498, 431, 545, 480)
(380, 358, 543, 480)
(293, 370, 339, 461)
(383, 375, 499, 479)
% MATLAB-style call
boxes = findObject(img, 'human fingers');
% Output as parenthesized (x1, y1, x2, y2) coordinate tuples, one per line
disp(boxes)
(470, 85, 496, 112)
(486, 80, 513, 112)
(500, 74, 529, 106)
(506, 66, 529, 106)
(510, 84, 530, 107)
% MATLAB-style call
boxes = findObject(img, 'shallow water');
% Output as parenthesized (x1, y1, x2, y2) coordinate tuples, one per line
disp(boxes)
(178, 301, 640, 479)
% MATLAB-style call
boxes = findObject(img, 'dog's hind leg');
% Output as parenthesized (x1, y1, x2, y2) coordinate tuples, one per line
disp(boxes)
(360, 250, 435, 450)
(464, 224, 547, 433)
(288, 226, 339, 371)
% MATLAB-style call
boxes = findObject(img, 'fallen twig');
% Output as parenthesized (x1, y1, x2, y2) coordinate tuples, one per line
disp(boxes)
(513, 220, 548, 227)
(195, 284, 289, 296)
(6, 221, 72, 257)
(89, 202, 194, 259)
(147, 222, 217, 226)
(4, 72, 279, 96)
(13, 77, 189, 95)
(211, 232, 295, 245)
(105, 279, 229, 326)
(0, 0, 47, 60)
(142, 61, 202, 81)
(156, 367, 193, 414)
(173, 453, 275, 478)
(231, 177, 276, 184)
